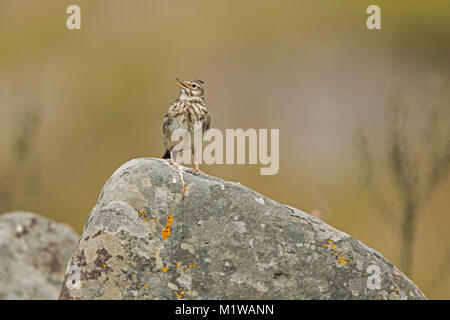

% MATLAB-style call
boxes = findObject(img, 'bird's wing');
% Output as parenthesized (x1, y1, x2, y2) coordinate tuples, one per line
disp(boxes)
(163, 113, 171, 133)
(163, 103, 177, 134)
(202, 111, 211, 133)
(162, 110, 175, 146)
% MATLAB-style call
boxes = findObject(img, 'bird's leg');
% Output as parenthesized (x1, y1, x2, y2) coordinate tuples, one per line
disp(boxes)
(192, 148, 201, 173)
(194, 161, 200, 172)
(168, 150, 180, 170)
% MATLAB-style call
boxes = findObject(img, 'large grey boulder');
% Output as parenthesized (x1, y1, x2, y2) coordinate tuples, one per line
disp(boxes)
(59, 158, 426, 300)
(0, 211, 79, 299)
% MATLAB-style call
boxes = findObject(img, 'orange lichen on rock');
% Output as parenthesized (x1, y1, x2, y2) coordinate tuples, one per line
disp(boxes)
(336, 253, 348, 265)
(175, 262, 197, 272)
(161, 214, 174, 240)
(138, 209, 149, 221)
(175, 288, 186, 298)
(133, 255, 144, 266)
(324, 240, 356, 266)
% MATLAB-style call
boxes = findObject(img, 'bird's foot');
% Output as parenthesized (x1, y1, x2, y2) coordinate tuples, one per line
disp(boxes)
(192, 163, 201, 173)
(168, 158, 180, 170)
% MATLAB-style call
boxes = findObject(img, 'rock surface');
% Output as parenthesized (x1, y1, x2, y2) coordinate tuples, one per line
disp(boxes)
(60, 158, 426, 300)
(0, 211, 79, 299)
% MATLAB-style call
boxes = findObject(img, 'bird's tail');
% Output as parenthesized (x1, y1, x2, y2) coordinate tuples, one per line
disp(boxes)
(162, 149, 171, 159)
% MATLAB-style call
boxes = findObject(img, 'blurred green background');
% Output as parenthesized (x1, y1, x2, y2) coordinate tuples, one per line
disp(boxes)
(0, 0, 449, 298)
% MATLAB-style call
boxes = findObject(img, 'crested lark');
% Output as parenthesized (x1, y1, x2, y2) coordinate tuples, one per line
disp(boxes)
(162, 78, 210, 171)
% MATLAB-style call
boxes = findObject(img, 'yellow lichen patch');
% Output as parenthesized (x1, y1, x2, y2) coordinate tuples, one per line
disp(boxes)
(161, 214, 174, 240)
(133, 255, 144, 266)
(138, 209, 150, 221)
(324, 240, 333, 248)
(161, 266, 169, 272)
(175, 262, 197, 272)
(336, 254, 348, 266)
(324, 240, 356, 267)
(390, 285, 401, 296)
(389, 274, 402, 296)
(102, 264, 107, 268)
(136, 282, 148, 290)
(175, 288, 186, 299)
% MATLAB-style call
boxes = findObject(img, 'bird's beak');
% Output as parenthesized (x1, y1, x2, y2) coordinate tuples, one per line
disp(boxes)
(175, 78, 189, 90)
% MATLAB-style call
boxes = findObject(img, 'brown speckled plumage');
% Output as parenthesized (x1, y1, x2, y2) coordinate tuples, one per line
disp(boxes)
(162, 79, 210, 170)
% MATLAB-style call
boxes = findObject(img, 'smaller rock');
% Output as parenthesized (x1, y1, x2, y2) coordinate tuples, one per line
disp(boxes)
(0, 211, 79, 299)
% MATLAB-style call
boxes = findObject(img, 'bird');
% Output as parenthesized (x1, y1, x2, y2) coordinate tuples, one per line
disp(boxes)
(162, 78, 210, 172)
